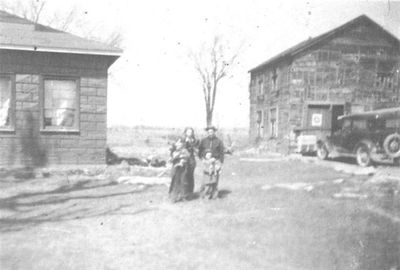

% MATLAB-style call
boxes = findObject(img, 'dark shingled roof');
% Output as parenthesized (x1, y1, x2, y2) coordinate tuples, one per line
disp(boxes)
(0, 10, 122, 56)
(249, 15, 400, 73)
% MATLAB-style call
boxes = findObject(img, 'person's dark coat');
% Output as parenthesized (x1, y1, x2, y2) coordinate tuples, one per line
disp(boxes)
(198, 135, 225, 163)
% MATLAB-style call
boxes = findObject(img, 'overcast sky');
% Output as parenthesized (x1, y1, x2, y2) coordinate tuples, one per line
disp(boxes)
(11, 0, 400, 128)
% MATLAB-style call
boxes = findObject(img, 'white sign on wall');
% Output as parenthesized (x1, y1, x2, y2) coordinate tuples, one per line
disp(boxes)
(311, 113, 323, 127)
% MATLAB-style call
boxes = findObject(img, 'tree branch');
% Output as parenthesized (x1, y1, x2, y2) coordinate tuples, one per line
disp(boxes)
(189, 35, 242, 125)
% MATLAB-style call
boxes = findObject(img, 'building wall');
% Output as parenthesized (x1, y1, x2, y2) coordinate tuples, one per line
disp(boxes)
(249, 61, 292, 153)
(289, 23, 400, 131)
(249, 22, 400, 153)
(0, 50, 115, 166)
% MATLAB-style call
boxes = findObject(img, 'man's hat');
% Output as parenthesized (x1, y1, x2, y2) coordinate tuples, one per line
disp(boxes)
(205, 126, 217, 131)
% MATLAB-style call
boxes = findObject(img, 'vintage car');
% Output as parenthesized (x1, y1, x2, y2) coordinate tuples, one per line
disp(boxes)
(316, 107, 400, 166)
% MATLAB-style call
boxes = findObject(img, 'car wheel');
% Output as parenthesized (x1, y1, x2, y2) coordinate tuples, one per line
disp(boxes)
(383, 133, 400, 158)
(317, 143, 329, 160)
(356, 144, 371, 167)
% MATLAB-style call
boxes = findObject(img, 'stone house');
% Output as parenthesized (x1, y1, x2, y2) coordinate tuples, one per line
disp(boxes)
(249, 15, 400, 153)
(0, 11, 122, 166)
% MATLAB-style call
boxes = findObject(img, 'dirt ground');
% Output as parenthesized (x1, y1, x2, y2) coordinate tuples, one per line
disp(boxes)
(1, 156, 399, 270)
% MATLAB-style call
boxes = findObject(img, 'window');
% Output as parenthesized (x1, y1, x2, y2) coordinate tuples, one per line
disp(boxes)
(318, 50, 329, 62)
(258, 79, 264, 95)
(256, 110, 264, 137)
(367, 119, 385, 131)
(386, 119, 400, 128)
(270, 108, 278, 138)
(272, 69, 278, 90)
(256, 110, 263, 124)
(375, 73, 393, 89)
(342, 119, 351, 131)
(352, 119, 367, 130)
(0, 75, 14, 129)
(42, 77, 79, 131)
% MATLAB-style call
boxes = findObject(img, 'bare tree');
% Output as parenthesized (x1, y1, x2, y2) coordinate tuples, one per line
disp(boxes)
(46, 7, 78, 32)
(0, 0, 122, 48)
(190, 36, 240, 126)
(1, 0, 46, 23)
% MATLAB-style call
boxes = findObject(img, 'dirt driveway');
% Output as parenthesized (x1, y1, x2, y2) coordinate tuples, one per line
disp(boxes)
(1, 157, 399, 270)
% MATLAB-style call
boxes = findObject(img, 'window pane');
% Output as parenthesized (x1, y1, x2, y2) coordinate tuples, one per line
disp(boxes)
(342, 119, 351, 129)
(270, 108, 277, 137)
(0, 77, 11, 127)
(387, 119, 400, 128)
(256, 111, 262, 123)
(353, 120, 367, 130)
(44, 79, 77, 129)
(270, 108, 277, 121)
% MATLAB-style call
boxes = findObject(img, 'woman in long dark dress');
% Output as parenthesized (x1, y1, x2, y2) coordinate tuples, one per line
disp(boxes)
(182, 127, 199, 194)
(169, 138, 191, 202)
(168, 128, 198, 202)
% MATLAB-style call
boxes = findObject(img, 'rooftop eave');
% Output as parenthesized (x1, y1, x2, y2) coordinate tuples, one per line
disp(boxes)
(0, 44, 123, 57)
(248, 55, 292, 73)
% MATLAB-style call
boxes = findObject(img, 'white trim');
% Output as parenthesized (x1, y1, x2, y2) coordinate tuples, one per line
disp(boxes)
(0, 44, 122, 56)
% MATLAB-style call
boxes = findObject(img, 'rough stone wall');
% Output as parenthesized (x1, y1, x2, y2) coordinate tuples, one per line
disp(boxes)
(0, 50, 115, 167)
(249, 62, 292, 153)
(289, 23, 400, 130)
(249, 21, 400, 153)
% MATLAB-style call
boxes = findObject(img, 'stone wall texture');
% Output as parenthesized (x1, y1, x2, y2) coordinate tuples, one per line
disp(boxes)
(0, 50, 116, 167)
(249, 21, 400, 153)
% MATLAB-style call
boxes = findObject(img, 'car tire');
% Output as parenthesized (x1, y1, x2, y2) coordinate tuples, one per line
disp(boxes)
(383, 133, 400, 158)
(356, 144, 371, 167)
(317, 143, 329, 160)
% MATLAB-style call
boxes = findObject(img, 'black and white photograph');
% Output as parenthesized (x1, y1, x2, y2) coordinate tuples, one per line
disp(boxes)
(0, 0, 400, 269)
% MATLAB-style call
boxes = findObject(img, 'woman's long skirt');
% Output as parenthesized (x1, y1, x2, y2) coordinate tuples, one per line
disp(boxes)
(186, 157, 196, 193)
(169, 164, 191, 202)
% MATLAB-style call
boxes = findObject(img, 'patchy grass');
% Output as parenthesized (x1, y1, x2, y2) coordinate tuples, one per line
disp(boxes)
(1, 156, 399, 269)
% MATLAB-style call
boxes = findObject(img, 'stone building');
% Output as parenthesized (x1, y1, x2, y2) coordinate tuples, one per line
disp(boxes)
(0, 11, 122, 166)
(249, 15, 400, 153)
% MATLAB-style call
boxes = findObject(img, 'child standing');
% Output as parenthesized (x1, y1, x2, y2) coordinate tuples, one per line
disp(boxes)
(201, 150, 222, 199)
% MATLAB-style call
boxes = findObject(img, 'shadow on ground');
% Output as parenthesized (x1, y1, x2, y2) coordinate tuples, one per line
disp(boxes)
(0, 178, 155, 232)
(189, 189, 231, 201)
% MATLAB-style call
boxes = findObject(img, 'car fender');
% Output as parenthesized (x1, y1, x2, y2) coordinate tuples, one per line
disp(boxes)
(317, 139, 333, 152)
(353, 139, 375, 154)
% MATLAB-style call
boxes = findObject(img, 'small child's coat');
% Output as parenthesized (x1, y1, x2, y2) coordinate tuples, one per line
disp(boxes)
(200, 152, 222, 199)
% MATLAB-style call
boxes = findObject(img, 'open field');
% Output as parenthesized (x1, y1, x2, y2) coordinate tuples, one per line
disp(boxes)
(107, 126, 249, 159)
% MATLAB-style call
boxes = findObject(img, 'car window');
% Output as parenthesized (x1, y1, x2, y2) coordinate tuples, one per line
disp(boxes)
(386, 119, 400, 128)
(368, 119, 386, 130)
(342, 119, 351, 130)
(353, 120, 367, 130)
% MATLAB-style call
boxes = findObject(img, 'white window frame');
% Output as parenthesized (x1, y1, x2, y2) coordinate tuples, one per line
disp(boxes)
(0, 74, 15, 132)
(40, 75, 80, 133)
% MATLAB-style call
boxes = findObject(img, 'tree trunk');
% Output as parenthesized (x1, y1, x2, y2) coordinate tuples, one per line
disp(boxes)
(206, 110, 213, 127)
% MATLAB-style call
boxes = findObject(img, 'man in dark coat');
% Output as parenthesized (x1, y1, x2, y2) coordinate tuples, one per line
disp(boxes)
(198, 126, 224, 199)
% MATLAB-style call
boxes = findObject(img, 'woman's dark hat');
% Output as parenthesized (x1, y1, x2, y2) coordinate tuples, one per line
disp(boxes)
(205, 126, 217, 131)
